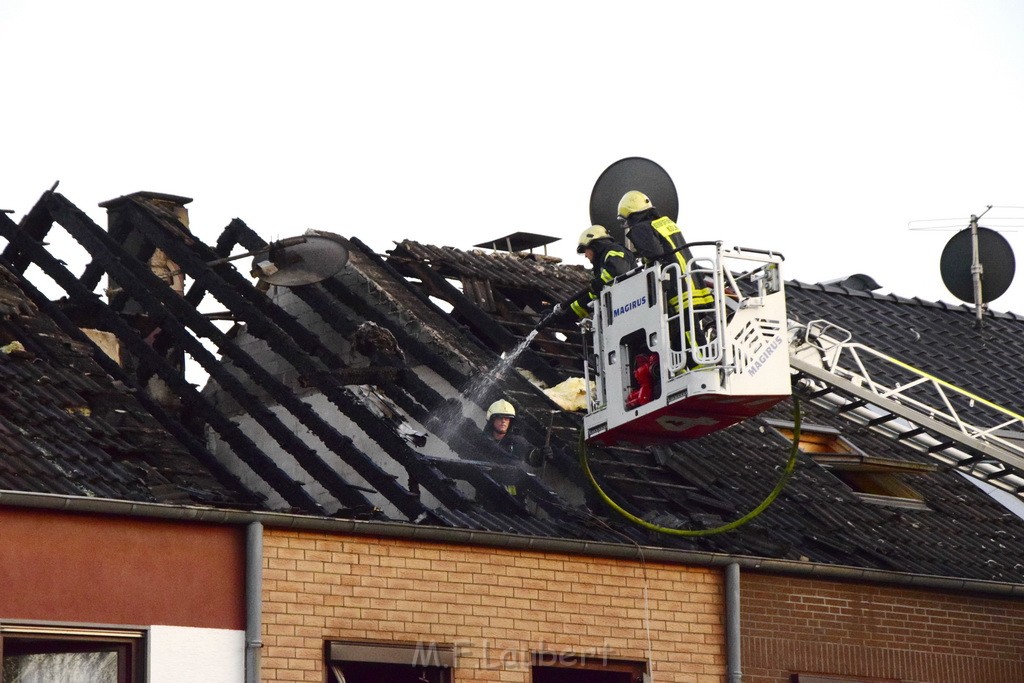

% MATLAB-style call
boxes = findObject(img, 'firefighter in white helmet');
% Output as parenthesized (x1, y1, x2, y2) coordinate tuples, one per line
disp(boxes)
(484, 399, 551, 468)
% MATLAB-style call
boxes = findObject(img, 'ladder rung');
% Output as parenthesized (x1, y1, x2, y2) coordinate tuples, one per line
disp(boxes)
(837, 399, 868, 413)
(896, 427, 927, 441)
(955, 453, 986, 467)
(808, 386, 836, 400)
(927, 441, 956, 454)
(866, 412, 899, 427)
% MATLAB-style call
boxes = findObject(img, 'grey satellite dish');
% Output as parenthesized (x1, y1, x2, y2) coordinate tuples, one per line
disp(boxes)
(251, 230, 349, 287)
(940, 226, 1015, 304)
(590, 157, 679, 244)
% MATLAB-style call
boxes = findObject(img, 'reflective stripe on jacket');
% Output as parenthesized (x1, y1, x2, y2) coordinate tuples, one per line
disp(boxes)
(648, 217, 713, 311)
(570, 241, 635, 318)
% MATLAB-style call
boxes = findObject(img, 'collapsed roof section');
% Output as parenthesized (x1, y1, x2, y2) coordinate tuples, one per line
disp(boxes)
(0, 239, 257, 508)
(2, 188, 1024, 582)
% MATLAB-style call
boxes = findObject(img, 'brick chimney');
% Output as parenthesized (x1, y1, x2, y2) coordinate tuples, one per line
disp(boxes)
(98, 191, 194, 412)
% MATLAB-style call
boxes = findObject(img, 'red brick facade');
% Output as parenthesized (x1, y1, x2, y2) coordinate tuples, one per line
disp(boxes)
(742, 573, 1024, 683)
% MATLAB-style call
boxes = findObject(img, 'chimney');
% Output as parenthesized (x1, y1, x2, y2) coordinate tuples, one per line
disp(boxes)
(99, 191, 192, 305)
(97, 191, 194, 412)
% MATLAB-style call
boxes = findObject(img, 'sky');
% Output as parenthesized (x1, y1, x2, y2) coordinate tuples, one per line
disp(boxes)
(3, 1, 1024, 314)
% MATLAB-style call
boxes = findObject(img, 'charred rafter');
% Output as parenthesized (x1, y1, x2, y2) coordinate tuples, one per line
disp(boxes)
(34, 194, 384, 515)
(3, 254, 262, 507)
(0, 209, 324, 514)
(118, 198, 468, 516)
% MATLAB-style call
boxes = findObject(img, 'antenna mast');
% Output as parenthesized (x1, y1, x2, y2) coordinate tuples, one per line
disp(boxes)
(970, 205, 993, 328)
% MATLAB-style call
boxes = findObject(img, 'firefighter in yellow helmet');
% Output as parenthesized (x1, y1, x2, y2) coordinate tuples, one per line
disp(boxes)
(617, 190, 714, 316)
(484, 399, 552, 468)
(618, 191, 714, 359)
(567, 225, 635, 319)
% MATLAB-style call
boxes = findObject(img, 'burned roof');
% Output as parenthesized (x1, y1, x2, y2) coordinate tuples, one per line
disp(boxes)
(3, 188, 1024, 584)
(0, 260, 258, 507)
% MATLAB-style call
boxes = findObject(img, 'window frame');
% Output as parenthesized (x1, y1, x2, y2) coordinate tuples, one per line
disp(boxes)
(326, 640, 454, 683)
(0, 624, 144, 683)
(531, 653, 647, 682)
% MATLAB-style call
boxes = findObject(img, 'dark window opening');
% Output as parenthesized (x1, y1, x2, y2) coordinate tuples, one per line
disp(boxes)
(327, 641, 453, 683)
(532, 655, 645, 683)
(791, 674, 900, 683)
(771, 421, 932, 510)
(330, 661, 450, 683)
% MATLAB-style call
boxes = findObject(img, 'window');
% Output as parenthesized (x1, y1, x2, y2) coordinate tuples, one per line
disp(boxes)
(327, 641, 453, 683)
(791, 674, 899, 683)
(0, 625, 143, 683)
(532, 655, 646, 683)
(770, 420, 934, 510)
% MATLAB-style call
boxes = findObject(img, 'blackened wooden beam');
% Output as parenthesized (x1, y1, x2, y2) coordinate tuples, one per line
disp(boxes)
(4, 250, 262, 507)
(1, 190, 56, 274)
(39, 193, 386, 515)
(115, 199, 466, 515)
(0, 208, 325, 514)
(221, 221, 456, 424)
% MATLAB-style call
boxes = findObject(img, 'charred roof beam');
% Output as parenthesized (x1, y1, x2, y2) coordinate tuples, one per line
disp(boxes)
(118, 200, 465, 515)
(396, 257, 566, 388)
(35, 194, 380, 514)
(1, 189, 58, 274)
(220, 221, 456, 425)
(0, 209, 323, 514)
(5, 258, 261, 506)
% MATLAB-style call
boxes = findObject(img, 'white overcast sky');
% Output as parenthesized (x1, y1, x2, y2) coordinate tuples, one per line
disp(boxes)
(3, 1, 1024, 314)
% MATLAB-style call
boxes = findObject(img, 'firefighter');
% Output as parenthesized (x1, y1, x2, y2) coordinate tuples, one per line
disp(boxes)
(568, 225, 636, 319)
(484, 399, 551, 468)
(618, 191, 714, 355)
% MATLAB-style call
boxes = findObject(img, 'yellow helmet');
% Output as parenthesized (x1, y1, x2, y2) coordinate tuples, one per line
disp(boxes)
(617, 190, 653, 219)
(577, 225, 610, 253)
(486, 399, 516, 421)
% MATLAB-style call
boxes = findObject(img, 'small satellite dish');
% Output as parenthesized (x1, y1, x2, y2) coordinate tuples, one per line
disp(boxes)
(251, 230, 349, 287)
(590, 157, 679, 244)
(940, 226, 1015, 303)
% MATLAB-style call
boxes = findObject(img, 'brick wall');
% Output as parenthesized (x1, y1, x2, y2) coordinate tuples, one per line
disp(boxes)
(742, 573, 1024, 683)
(261, 530, 726, 682)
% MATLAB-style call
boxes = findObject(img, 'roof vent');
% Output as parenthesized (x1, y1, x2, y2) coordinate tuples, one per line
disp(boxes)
(820, 273, 882, 292)
(474, 232, 559, 255)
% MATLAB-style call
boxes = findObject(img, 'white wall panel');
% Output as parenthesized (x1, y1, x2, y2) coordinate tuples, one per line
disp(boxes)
(148, 625, 244, 683)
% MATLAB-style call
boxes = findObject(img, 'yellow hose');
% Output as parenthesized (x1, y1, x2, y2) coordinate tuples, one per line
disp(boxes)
(579, 397, 802, 537)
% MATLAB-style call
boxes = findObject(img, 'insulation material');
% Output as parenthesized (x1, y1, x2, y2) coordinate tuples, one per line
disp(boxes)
(543, 377, 592, 412)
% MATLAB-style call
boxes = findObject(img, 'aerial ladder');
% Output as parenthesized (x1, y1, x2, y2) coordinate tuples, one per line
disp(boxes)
(788, 319, 1024, 502)
(580, 243, 1024, 504)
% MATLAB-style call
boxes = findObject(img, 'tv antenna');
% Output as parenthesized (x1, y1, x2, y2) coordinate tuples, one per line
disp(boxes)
(933, 205, 1016, 328)
(249, 230, 349, 287)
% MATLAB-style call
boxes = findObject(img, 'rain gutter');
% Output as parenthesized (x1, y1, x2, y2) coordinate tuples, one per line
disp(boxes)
(1, 490, 1022, 598)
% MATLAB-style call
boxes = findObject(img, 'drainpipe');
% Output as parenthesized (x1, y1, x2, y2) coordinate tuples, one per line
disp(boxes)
(726, 562, 741, 683)
(245, 521, 263, 683)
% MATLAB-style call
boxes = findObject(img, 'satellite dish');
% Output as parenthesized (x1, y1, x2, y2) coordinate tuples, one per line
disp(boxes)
(940, 226, 1015, 304)
(590, 157, 679, 244)
(251, 230, 349, 287)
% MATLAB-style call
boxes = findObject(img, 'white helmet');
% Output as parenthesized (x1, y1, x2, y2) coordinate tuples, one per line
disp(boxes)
(486, 399, 516, 421)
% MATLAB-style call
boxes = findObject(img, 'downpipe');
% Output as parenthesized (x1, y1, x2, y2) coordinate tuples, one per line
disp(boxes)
(246, 522, 263, 683)
(726, 562, 742, 683)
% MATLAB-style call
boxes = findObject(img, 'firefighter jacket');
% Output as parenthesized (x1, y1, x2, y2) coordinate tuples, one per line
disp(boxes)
(625, 211, 713, 312)
(570, 239, 635, 318)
